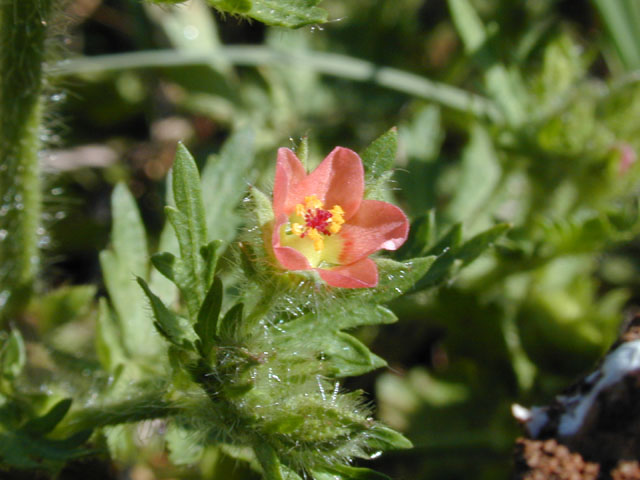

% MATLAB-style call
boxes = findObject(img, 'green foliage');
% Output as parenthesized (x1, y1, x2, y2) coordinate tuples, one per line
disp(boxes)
(150, 0, 329, 28)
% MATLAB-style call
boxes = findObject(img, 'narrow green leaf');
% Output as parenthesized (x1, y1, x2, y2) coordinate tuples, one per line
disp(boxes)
(1, 329, 26, 379)
(254, 442, 285, 480)
(247, 0, 328, 28)
(448, 0, 486, 54)
(456, 223, 510, 266)
(201, 240, 223, 290)
(23, 399, 72, 435)
(137, 277, 196, 349)
(398, 209, 437, 259)
(217, 303, 244, 341)
(427, 223, 462, 256)
(195, 276, 223, 356)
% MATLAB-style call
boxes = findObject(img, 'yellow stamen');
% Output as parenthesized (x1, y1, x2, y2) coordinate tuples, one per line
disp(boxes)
(291, 223, 305, 236)
(305, 195, 323, 210)
(328, 222, 341, 235)
(307, 228, 324, 251)
(295, 203, 306, 217)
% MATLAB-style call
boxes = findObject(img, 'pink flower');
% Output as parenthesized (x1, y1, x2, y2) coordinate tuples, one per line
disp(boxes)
(271, 147, 409, 288)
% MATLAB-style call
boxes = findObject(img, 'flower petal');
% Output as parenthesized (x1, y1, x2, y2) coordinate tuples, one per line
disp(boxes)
(289, 147, 364, 219)
(338, 200, 409, 265)
(317, 257, 378, 288)
(274, 148, 307, 216)
(272, 214, 312, 271)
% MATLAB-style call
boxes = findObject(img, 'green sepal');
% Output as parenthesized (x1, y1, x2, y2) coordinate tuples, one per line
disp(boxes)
(23, 398, 72, 435)
(195, 276, 223, 357)
(137, 277, 196, 350)
(250, 186, 275, 228)
(1, 329, 26, 380)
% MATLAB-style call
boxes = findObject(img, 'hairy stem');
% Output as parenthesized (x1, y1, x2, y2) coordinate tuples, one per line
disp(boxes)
(0, 0, 54, 323)
(57, 394, 178, 436)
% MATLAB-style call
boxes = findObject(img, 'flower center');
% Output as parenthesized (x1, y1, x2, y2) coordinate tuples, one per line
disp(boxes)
(290, 195, 345, 251)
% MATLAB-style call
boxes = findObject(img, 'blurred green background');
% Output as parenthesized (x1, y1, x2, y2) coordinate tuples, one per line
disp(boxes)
(32, 0, 640, 478)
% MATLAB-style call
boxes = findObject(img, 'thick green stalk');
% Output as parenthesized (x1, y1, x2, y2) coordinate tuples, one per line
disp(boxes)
(0, 0, 53, 323)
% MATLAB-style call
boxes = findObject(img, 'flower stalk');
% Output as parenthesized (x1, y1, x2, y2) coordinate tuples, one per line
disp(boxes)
(0, 0, 54, 323)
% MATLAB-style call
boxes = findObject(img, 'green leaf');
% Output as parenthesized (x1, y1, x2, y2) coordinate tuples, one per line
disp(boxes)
(273, 314, 387, 377)
(170, 143, 208, 314)
(363, 425, 413, 451)
(217, 303, 244, 342)
(23, 399, 72, 435)
(111, 183, 148, 278)
(348, 257, 437, 304)
(593, 0, 640, 71)
(398, 209, 437, 259)
(254, 442, 285, 480)
(30, 285, 96, 334)
(313, 465, 392, 480)
(328, 305, 397, 330)
(446, 124, 501, 223)
(95, 298, 126, 372)
(456, 223, 510, 266)
(208, 0, 252, 13)
(151, 252, 178, 284)
(200, 127, 256, 243)
(137, 277, 196, 349)
(448, 0, 486, 54)
(362, 127, 398, 183)
(201, 240, 223, 290)
(415, 223, 509, 290)
(100, 183, 161, 359)
(195, 276, 223, 356)
(246, 0, 328, 28)
(1, 329, 26, 379)
(165, 206, 204, 320)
